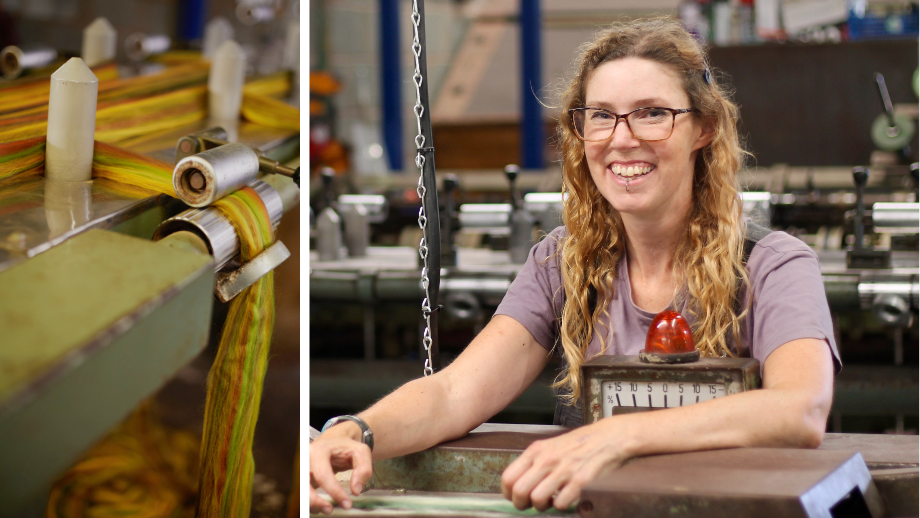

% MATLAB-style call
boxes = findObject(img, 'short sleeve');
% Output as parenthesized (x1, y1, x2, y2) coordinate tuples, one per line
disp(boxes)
(494, 227, 567, 350)
(745, 233, 842, 374)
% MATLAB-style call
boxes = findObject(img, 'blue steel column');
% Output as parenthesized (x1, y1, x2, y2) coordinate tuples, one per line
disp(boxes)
(520, 0, 544, 169)
(177, 0, 207, 43)
(379, 0, 404, 171)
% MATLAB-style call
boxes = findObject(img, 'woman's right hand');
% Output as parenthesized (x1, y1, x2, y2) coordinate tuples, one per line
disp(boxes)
(308, 422, 374, 515)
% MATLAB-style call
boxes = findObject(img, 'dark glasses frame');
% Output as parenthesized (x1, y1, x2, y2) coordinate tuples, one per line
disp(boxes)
(568, 107, 694, 142)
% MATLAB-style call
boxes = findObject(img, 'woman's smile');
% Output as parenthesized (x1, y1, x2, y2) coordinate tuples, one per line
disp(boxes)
(607, 161, 656, 185)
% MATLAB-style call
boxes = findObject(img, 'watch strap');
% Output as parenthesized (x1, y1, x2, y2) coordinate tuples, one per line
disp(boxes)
(321, 415, 374, 451)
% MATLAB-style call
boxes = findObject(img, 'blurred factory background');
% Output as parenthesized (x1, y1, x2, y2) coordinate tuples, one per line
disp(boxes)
(309, 0, 919, 438)
(0, 0, 300, 516)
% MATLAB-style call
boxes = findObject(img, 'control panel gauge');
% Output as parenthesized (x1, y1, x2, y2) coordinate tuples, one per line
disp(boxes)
(581, 311, 761, 423)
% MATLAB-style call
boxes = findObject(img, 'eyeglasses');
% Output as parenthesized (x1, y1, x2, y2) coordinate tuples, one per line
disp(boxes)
(569, 107, 693, 142)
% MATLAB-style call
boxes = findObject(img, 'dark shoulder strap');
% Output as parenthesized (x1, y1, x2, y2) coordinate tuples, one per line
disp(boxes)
(742, 221, 773, 264)
(734, 221, 773, 317)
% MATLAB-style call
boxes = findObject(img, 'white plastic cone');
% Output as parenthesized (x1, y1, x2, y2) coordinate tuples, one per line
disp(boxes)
(203, 16, 234, 60)
(46, 58, 98, 182)
(82, 17, 116, 67)
(208, 40, 246, 123)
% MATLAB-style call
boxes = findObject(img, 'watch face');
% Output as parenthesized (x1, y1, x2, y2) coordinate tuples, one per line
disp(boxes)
(601, 380, 726, 417)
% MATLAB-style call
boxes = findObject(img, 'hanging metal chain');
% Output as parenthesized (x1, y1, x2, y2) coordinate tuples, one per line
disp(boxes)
(411, 0, 434, 377)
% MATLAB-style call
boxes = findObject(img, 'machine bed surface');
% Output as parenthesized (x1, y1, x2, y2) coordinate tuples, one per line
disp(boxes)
(348, 424, 918, 518)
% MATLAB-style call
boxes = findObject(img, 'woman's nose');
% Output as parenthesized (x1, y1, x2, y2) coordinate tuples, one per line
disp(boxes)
(611, 120, 641, 149)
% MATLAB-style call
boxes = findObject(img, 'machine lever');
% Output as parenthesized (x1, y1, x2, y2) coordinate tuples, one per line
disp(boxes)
(875, 73, 898, 132)
(846, 166, 891, 269)
(504, 164, 521, 208)
(320, 167, 336, 211)
(910, 163, 918, 197)
(852, 166, 868, 251)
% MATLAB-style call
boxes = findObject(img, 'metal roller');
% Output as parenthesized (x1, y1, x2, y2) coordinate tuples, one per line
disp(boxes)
(523, 192, 565, 234)
(173, 142, 260, 208)
(459, 204, 512, 233)
(154, 179, 284, 271)
(175, 129, 300, 192)
(124, 33, 171, 62)
(248, 179, 283, 229)
(0, 44, 57, 80)
(153, 205, 239, 270)
(236, 2, 275, 25)
(857, 274, 919, 328)
(915, 68, 919, 98)
(523, 192, 564, 216)
(443, 291, 482, 322)
(337, 194, 389, 223)
(872, 202, 920, 234)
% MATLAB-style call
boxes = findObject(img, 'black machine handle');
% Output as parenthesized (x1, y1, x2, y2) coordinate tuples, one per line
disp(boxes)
(505, 164, 521, 208)
(852, 166, 869, 250)
(320, 167, 336, 211)
(910, 163, 918, 196)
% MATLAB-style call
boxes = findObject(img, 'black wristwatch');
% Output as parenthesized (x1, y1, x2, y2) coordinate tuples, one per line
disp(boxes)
(321, 415, 374, 451)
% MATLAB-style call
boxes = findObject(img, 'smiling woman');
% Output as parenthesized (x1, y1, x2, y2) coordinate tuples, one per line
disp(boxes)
(555, 23, 748, 402)
(310, 17, 839, 515)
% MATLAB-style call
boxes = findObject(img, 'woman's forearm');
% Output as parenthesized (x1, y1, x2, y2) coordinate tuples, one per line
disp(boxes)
(354, 373, 472, 461)
(609, 382, 827, 462)
(348, 316, 550, 461)
(609, 339, 833, 459)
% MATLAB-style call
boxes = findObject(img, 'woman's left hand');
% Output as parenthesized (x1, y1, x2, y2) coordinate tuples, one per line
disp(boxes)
(500, 420, 633, 511)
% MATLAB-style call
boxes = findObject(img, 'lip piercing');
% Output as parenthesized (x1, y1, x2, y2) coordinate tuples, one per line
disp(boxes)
(625, 180, 630, 192)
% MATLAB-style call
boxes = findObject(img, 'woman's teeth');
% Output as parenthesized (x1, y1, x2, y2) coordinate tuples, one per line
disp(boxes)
(610, 164, 653, 178)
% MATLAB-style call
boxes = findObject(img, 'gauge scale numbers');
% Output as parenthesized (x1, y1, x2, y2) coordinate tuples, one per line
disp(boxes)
(602, 380, 725, 417)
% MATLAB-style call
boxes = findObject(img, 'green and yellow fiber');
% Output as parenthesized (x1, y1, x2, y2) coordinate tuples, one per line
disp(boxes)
(97, 62, 209, 102)
(0, 136, 45, 184)
(242, 72, 300, 131)
(0, 63, 118, 114)
(96, 86, 208, 145)
(196, 187, 275, 518)
(242, 92, 299, 131)
(0, 60, 297, 145)
(45, 401, 199, 518)
(91, 140, 173, 195)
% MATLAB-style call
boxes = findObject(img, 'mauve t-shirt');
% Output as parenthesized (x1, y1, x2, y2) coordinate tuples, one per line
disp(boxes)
(495, 226, 842, 374)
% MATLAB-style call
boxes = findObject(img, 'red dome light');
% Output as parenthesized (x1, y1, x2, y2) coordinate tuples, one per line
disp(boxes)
(640, 310, 699, 364)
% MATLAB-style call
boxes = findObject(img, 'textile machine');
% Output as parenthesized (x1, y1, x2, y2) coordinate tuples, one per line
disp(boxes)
(0, 13, 300, 514)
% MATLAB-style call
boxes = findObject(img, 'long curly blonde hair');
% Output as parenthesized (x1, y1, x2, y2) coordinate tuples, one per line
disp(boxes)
(555, 18, 750, 403)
